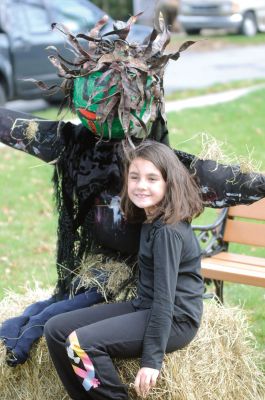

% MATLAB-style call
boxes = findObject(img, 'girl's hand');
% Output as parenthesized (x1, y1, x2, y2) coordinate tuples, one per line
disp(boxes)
(134, 367, 159, 398)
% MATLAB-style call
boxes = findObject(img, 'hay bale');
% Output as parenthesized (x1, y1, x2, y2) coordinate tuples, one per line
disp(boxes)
(116, 304, 265, 400)
(0, 287, 264, 400)
(0, 287, 70, 400)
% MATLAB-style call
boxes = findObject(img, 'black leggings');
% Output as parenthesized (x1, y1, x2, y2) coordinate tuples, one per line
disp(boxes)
(44, 302, 198, 400)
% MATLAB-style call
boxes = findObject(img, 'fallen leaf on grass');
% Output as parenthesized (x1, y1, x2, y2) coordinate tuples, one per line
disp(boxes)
(33, 244, 53, 254)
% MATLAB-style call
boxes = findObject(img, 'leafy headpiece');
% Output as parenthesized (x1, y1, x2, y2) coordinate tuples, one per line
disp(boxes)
(35, 13, 194, 140)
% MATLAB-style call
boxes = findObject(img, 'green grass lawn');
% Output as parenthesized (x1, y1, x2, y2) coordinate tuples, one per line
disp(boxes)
(167, 86, 265, 163)
(0, 86, 264, 352)
(169, 31, 265, 51)
(211, 31, 265, 46)
(166, 79, 265, 101)
(0, 151, 57, 296)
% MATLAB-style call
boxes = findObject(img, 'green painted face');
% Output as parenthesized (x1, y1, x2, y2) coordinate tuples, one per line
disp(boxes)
(73, 71, 154, 139)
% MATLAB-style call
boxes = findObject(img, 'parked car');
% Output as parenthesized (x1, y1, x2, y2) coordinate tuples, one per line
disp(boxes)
(178, 0, 265, 36)
(0, 0, 151, 106)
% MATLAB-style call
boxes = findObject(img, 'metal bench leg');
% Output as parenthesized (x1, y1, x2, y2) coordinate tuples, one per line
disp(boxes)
(203, 280, 215, 300)
(213, 280, 224, 304)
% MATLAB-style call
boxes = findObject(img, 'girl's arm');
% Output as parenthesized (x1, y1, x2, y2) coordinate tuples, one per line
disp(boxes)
(134, 226, 182, 396)
(141, 228, 181, 370)
(0, 107, 65, 163)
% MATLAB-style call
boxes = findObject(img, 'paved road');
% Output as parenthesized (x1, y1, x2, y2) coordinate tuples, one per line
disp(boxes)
(6, 44, 265, 112)
(6, 99, 48, 114)
(164, 44, 265, 92)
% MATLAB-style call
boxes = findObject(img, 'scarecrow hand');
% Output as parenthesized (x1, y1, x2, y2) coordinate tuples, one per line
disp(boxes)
(134, 367, 159, 398)
(0, 107, 65, 163)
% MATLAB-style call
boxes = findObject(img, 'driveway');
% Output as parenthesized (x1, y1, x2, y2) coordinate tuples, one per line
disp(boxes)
(164, 44, 265, 92)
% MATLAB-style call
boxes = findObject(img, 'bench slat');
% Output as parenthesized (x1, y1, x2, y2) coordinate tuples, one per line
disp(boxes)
(196, 199, 265, 298)
(201, 261, 265, 287)
(223, 219, 265, 247)
(202, 257, 265, 273)
(208, 252, 265, 268)
(227, 198, 265, 220)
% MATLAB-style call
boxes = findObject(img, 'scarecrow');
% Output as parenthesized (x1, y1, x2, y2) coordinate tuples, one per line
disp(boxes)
(0, 14, 264, 367)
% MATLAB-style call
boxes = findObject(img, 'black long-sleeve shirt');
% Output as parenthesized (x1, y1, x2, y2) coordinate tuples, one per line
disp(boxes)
(132, 219, 203, 370)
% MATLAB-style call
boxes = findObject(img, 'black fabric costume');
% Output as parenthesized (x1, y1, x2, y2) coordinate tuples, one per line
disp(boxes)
(0, 106, 265, 365)
(44, 218, 201, 400)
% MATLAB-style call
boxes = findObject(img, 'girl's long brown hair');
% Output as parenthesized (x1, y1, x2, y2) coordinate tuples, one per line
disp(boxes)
(120, 141, 204, 224)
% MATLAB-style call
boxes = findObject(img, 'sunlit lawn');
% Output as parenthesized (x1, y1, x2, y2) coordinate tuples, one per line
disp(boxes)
(166, 78, 265, 101)
(0, 151, 57, 295)
(169, 31, 265, 51)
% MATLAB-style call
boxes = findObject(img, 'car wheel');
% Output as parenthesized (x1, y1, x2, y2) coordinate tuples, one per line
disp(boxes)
(240, 12, 257, 36)
(0, 82, 7, 106)
(185, 28, 201, 35)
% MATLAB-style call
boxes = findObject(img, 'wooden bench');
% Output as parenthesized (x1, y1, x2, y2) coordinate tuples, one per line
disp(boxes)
(193, 198, 265, 302)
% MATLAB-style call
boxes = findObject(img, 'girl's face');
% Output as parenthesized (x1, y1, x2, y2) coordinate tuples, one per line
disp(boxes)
(128, 157, 167, 216)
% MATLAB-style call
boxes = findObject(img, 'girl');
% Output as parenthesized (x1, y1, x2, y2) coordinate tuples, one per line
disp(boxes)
(44, 140, 204, 400)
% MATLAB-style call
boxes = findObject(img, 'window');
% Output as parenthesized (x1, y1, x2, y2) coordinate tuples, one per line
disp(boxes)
(48, 0, 104, 32)
(22, 3, 50, 34)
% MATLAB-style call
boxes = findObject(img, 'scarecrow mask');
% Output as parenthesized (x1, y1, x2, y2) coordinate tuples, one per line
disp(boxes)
(32, 13, 195, 140)
(73, 72, 154, 139)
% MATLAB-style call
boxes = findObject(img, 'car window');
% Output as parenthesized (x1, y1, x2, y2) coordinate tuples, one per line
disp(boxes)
(48, 0, 105, 32)
(0, 3, 6, 33)
(0, 2, 50, 36)
(21, 3, 50, 34)
(0, 2, 20, 35)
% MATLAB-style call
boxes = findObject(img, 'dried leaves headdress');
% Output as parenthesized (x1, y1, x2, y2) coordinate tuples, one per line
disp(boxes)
(31, 12, 195, 138)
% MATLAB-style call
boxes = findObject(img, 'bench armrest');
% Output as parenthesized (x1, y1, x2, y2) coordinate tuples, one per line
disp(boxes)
(192, 208, 228, 257)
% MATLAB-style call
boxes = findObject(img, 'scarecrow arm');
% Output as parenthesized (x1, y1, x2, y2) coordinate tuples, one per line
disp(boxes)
(0, 107, 64, 163)
(174, 149, 265, 208)
(1, 108, 264, 207)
